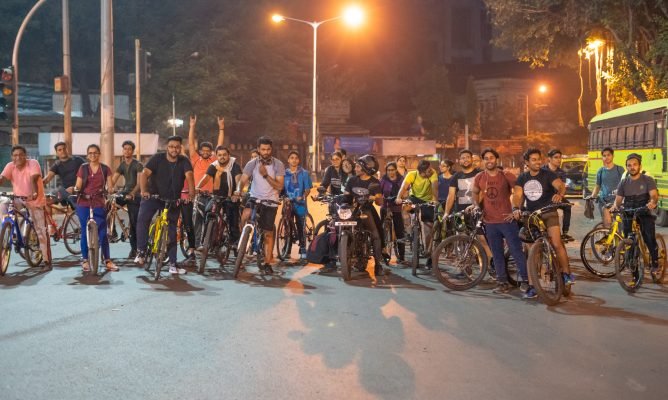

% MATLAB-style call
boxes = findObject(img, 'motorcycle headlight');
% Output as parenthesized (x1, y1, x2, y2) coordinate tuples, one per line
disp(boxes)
(337, 207, 353, 220)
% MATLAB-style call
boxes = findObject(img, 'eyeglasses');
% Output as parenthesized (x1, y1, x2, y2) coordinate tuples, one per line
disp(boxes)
(88, 152, 100, 155)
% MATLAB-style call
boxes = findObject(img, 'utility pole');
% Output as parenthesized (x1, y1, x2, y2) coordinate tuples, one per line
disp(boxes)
(62, 0, 72, 153)
(100, 0, 115, 168)
(172, 94, 176, 136)
(135, 38, 141, 160)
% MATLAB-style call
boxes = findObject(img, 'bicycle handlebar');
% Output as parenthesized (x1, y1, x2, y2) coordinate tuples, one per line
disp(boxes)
(0, 192, 28, 201)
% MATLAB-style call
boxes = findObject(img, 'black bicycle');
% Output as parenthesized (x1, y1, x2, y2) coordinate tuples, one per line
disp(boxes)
(199, 195, 234, 274)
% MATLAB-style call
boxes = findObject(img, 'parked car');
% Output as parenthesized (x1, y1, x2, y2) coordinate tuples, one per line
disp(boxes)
(561, 155, 588, 198)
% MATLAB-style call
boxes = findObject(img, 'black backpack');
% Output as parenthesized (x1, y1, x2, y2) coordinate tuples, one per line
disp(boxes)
(306, 230, 337, 264)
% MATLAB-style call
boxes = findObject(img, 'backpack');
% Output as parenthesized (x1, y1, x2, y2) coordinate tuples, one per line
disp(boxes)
(306, 230, 337, 264)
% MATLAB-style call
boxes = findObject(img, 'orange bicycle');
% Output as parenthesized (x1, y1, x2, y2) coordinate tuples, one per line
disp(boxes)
(45, 194, 81, 255)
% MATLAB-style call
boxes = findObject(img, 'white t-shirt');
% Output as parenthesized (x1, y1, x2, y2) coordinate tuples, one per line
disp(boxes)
(242, 157, 285, 205)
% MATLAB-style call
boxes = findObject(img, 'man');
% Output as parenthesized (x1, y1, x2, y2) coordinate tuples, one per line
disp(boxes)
(42, 141, 85, 208)
(0, 146, 51, 270)
(543, 149, 573, 241)
(445, 149, 482, 216)
(135, 136, 195, 275)
(234, 136, 285, 274)
(590, 147, 625, 228)
(196, 145, 242, 245)
(110, 140, 143, 258)
(284, 151, 313, 258)
(610, 153, 660, 279)
(513, 148, 575, 290)
(343, 154, 388, 276)
(182, 115, 225, 260)
(472, 154, 482, 170)
(471, 148, 530, 296)
(395, 159, 438, 268)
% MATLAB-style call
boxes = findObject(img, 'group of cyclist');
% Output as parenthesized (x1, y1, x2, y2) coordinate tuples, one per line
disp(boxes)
(0, 119, 661, 293)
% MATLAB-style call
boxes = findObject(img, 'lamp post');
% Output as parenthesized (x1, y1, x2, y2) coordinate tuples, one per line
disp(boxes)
(272, 5, 364, 173)
(526, 84, 548, 137)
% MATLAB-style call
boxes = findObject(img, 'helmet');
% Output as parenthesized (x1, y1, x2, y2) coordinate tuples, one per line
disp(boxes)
(356, 154, 378, 176)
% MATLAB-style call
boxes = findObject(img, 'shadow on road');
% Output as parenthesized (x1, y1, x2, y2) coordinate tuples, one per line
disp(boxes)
(67, 271, 115, 286)
(136, 275, 205, 294)
(549, 294, 668, 326)
(235, 270, 317, 293)
(0, 266, 49, 287)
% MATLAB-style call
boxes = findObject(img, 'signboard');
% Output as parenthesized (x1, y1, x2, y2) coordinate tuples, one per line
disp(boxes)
(381, 139, 437, 156)
(323, 136, 381, 155)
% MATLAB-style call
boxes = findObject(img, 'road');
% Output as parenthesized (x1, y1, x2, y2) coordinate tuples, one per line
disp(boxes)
(1, 199, 667, 400)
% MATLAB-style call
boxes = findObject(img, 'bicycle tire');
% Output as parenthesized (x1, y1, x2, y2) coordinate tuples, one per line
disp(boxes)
(199, 220, 216, 274)
(502, 245, 522, 287)
(88, 221, 99, 275)
(178, 218, 189, 258)
(615, 238, 643, 292)
(23, 222, 43, 268)
(382, 216, 394, 260)
(155, 225, 169, 281)
(216, 221, 231, 267)
(339, 231, 353, 281)
(144, 223, 156, 272)
(652, 234, 666, 283)
(314, 219, 329, 237)
(304, 213, 316, 246)
(579, 227, 620, 278)
(106, 211, 120, 243)
(411, 224, 420, 276)
(0, 221, 12, 275)
(276, 218, 291, 261)
(432, 234, 488, 290)
(256, 231, 265, 270)
(63, 213, 82, 255)
(527, 238, 563, 305)
(234, 225, 252, 279)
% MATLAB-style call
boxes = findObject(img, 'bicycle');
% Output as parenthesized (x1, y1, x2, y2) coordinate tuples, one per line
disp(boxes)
(199, 194, 234, 274)
(44, 193, 81, 255)
(276, 197, 315, 261)
(380, 196, 401, 262)
(80, 192, 107, 275)
(144, 195, 184, 281)
(524, 203, 574, 305)
(0, 193, 46, 275)
(613, 206, 667, 292)
(234, 198, 280, 278)
(431, 208, 489, 290)
(579, 202, 623, 278)
(106, 193, 130, 244)
(403, 199, 439, 276)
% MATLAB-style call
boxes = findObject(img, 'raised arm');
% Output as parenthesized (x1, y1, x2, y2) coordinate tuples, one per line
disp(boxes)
(216, 116, 225, 147)
(188, 114, 197, 158)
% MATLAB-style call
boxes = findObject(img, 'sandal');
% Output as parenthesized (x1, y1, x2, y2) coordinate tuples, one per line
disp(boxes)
(82, 260, 90, 272)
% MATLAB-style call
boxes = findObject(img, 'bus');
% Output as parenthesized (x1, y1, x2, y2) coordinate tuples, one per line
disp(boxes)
(587, 99, 668, 225)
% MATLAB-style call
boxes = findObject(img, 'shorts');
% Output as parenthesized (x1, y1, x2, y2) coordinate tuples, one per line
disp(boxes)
(245, 202, 278, 232)
(540, 211, 560, 229)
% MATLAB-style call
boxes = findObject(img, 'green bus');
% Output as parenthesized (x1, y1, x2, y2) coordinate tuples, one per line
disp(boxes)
(587, 98, 668, 226)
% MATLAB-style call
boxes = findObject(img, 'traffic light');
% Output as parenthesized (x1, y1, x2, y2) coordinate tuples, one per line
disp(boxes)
(1, 66, 15, 120)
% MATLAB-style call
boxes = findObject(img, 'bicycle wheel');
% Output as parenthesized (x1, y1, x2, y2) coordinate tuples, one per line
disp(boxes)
(23, 222, 43, 268)
(178, 217, 189, 258)
(144, 223, 156, 271)
(579, 227, 620, 278)
(411, 224, 420, 276)
(615, 238, 643, 292)
(199, 220, 216, 274)
(63, 213, 82, 255)
(106, 211, 120, 243)
(314, 219, 329, 236)
(155, 225, 169, 281)
(652, 234, 666, 283)
(216, 221, 232, 267)
(87, 221, 100, 275)
(234, 225, 252, 279)
(304, 213, 315, 246)
(339, 231, 353, 281)
(527, 238, 563, 305)
(276, 218, 292, 261)
(0, 221, 12, 276)
(432, 234, 488, 290)
(382, 216, 394, 260)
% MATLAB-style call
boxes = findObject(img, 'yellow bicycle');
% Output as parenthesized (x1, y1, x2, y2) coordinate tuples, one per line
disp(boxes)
(144, 196, 183, 281)
(579, 204, 623, 278)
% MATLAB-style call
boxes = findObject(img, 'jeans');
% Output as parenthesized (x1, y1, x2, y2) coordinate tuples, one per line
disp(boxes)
(381, 208, 405, 259)
(623, 213, 658, 265)
(485, 222, 528, 283)
(360, 208, 384, 268)
(137, 198, 180, 264)
(76, 205, 110, 260)
(180, 201, 196, 250)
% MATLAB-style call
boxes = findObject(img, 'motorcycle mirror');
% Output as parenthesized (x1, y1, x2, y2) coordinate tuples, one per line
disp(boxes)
(317, 186, 327, 194)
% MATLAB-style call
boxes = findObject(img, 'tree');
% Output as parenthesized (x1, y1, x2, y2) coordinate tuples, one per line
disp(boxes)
(411, 65, 455, 142)
(484, 0, 668, 103)
(465, 76, 481, 136)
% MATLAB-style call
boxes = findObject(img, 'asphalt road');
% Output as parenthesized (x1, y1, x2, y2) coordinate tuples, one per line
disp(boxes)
(1, 199, 667, 400)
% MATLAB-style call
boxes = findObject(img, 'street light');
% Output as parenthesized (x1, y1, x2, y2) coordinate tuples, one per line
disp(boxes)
(271, 4, 365, 173)
(526, 83, 548, 137)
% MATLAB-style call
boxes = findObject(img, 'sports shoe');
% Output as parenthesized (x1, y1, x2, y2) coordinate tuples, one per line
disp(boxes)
(169, 264, 187, 275)
(299, 246, 307, 260)
(561, 232, 575, 242)
(522, 286, 538, 299)
(492, 282, 511, 294)
(134, 251, 146, 266)
(82, 260, 91, 272)
(563, 273, 576, 286)
(105, 260, 119, 272)
(519, 281, 530, 293)
(382, 251, 391, 265)
(261, 263, 274, 275)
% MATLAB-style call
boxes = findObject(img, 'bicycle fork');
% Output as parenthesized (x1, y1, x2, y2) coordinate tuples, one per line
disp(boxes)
(239, 223, 255, 254)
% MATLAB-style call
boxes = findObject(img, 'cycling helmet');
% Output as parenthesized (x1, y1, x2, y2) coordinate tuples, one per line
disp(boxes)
(626, 153, 642, 163)
(356, 154, 378, 176)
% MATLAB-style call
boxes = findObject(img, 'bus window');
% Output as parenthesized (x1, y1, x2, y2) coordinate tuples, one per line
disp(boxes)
(634, 125, 643, 147)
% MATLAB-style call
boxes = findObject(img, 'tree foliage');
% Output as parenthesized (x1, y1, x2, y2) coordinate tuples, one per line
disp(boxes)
(484, 0, 668, 103)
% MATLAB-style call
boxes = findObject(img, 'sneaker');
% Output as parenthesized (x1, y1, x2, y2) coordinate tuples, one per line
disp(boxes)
(522, 286, 538, 299)
(82, 260, 91, 272)
(169, 264, 187, 275)
(561, 233, 575, 242)
(105, 260, 119, 272)
(519, 281, 530, 293)
(299, 247, 307, 260)
(492, 282, 511, 294)
(382, 251, 391, 265)
(563, 273, 576, 286)
(261, 263, 274, 275)
(128, 249, 137, 259)
(134, 251, 146, 266)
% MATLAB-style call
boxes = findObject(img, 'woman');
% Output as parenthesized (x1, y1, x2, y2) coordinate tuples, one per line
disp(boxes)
(379, 162, 406, 262)
(438, 159, 455, 206)
(396, 155, 409, 177)
(340, 158, 354, 189)
(319, 151, 346, 195)
(74, 144, 116, 272)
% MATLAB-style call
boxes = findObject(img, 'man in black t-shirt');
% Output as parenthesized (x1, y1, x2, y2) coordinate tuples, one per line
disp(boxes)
(110, 140, 144, 258)
(43, 141, 85, 208)
(513, 148, 574, 291)
(134, 136, 194, 274)
(196, 145, 243, 243)
(611, 153, 660, 277)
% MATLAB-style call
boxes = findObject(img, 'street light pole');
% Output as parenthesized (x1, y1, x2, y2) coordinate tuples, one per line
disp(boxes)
(62, 0, 73, 154)
(526, 93, 529, 138)
(172, 93, 176, 136)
